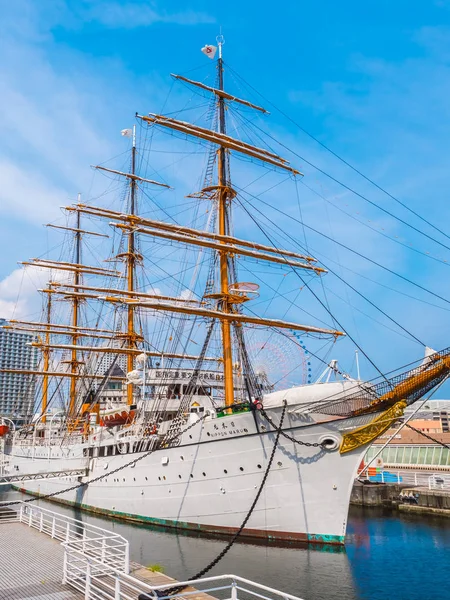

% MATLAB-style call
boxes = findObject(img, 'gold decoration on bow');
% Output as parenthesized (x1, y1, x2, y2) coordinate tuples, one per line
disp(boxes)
(340, 400, 407, 454)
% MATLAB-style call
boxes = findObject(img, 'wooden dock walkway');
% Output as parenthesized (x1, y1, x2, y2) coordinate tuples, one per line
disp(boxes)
(0, 521, 83, 600)
(129, 562, 217, 600)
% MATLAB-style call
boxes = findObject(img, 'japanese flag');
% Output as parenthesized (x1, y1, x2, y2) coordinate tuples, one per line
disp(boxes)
(201, 45, 217, 60)
(121, 129, 133, 137)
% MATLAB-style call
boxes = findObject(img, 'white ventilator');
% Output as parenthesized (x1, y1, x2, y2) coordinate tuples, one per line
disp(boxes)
(135, 353, 147, 368)
(126, 369, 143, 385)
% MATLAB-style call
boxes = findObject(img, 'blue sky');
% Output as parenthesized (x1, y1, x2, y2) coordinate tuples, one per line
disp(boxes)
(2, 0, 450, 385)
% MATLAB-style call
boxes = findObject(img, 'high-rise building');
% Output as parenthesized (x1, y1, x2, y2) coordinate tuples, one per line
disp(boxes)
(0, 318, 39, 423)
(86, 341, 127, 406)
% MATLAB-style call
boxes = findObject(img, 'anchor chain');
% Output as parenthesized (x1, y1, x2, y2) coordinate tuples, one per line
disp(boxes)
(260, 407, 325, 448)
(0, 409, 217, 508)
(404, 422, 450, 449)
(141, 401, 288, 600)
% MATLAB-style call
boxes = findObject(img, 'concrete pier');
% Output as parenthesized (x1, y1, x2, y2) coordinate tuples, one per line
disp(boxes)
(351, 481, 450, 516)
(0, 520, 83, 599)
(398, 487, 450, 516)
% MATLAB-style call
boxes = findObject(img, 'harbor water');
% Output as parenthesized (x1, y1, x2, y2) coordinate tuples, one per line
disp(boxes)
(1, 490, 449, 600)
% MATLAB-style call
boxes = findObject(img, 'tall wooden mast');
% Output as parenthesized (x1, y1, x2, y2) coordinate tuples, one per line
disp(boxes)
(216, 39, 234, 408)
(68, 197, 82, 417)
(126, 125, 137, 405)
(41, 282, 52, 423)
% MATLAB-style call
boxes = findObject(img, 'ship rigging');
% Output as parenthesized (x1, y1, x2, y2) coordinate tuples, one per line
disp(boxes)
(1, 38, 450, 544)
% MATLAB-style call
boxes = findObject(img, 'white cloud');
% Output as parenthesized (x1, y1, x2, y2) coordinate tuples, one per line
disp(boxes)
(179, 289, 194, 300)
(146, 287, 162, 296)
(81, 2, 215, 28)
(0, 266, 71, 319)
(0, 160, 67, 223)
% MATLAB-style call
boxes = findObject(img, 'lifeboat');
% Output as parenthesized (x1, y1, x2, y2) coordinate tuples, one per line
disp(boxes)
(0, 425, 10, 436)
(101, 409, 135, 427)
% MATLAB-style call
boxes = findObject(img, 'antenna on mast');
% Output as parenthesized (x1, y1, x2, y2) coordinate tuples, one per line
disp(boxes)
(216, 32, 225, 59)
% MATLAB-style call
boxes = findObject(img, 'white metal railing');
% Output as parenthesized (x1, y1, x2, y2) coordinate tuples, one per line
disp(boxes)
(0, 501, 129, 575)
(62, 547, 306, 600)
(0, 501, 305, 600)
(361, 469, 450, 489)
(11, 434, 84, 447)
(428, 474, 449, 489)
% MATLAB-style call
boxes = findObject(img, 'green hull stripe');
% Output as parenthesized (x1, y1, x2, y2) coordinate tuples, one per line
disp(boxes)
(14, 486, 345, 546)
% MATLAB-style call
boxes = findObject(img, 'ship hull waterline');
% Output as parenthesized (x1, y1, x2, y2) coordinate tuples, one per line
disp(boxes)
(6, 408, 370, 545)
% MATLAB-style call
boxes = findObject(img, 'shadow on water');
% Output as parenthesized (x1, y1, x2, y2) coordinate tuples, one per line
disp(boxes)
(2, 489, 450, 600)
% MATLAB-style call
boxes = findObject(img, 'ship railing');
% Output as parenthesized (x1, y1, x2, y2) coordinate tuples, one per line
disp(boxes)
(0, 501, 130, 574)
(19, 433, 85, 446)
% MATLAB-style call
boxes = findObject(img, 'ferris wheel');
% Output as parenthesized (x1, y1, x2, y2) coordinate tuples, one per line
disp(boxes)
(245, 328, 311, 391)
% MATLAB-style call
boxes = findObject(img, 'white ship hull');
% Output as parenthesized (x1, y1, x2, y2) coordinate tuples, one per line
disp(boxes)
(5, 406, 369, 544)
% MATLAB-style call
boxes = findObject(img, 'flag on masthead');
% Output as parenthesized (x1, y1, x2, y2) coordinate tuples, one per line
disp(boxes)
(121, 129, 133, 137)
(201, 44, 217, 59)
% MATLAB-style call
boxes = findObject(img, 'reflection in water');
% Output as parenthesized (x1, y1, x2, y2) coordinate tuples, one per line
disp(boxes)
(2, 489, 450, 600)
(347, 506, 450, 600)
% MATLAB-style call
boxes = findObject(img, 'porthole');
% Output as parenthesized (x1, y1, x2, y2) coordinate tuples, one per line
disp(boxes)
(224, 469, 228, 474)
(239, 467, 244, 472)
(163, 476, 166, 481)
(318, 435, 340, 451)
(180, 456, 184, 461)
(257, 464, 262, 469)
(178, 475, 182, 479)
(158, 476, 161, 481)
(145, 476, 148, 481)
(277, 461, 282, 467)
(202, 472, 206, 477)
(207, 432, 211, 437)
(133, 477, 136, 482)
(190, 474, 194, 478)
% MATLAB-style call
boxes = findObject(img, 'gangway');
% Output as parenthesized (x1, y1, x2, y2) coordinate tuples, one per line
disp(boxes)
(0, 468, 88, 485)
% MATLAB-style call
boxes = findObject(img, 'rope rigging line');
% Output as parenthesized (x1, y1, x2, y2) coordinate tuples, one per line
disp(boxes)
(235, 184, 450, 309)
(233, 195, 394, 384)
(225, 62, 450, 249)
(299, 178, 450, 268)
